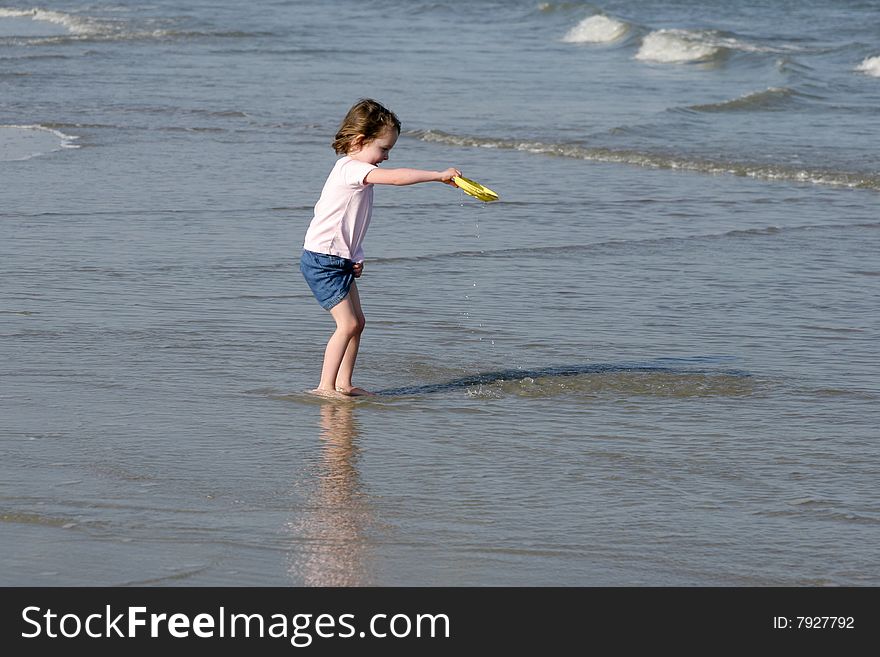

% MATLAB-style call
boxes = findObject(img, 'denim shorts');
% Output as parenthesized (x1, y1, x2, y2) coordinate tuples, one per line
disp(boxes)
(300, 249, 355, 310)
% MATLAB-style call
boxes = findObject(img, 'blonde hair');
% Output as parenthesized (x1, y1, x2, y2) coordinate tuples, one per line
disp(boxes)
(332, 98, 401, 155)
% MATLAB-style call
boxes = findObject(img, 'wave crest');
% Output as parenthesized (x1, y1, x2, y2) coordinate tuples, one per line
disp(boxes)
(562, 15, 630, 44)
(0, 7, 266, 44)
(409, 129, 880, 191)
(0, 7, 103, 36)
(856, 55, 880, 77)
(636, 29, 723, 63)
(687, 87, 798, 113)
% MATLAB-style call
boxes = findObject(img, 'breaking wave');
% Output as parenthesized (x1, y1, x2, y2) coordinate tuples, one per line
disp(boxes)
(0, 7, 95, 35)
(636, 29, 725, 63)
(855, 55, 880, 77)
(562, 14, 630, 44)
(634, 28, 791, 64)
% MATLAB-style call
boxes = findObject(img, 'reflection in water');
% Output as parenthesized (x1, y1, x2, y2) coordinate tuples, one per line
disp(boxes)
(287, 401, 374, 586)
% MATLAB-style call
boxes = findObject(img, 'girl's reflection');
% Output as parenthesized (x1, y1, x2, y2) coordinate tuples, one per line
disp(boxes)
(288, 400, 373, 586)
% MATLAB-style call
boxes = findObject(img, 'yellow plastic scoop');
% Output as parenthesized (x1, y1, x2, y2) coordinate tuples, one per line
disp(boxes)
(453, 175, 499, 202)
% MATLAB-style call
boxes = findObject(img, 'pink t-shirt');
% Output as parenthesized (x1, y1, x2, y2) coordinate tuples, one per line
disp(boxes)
(303, 156, 377, 263)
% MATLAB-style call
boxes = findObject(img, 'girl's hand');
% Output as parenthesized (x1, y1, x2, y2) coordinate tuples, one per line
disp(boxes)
(353, 261, 364, 278)
(440, 167, 462, 186)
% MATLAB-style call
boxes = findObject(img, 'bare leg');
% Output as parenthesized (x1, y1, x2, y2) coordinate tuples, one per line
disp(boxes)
(334, 282, 372, 395)
(312, 285, 365, 397)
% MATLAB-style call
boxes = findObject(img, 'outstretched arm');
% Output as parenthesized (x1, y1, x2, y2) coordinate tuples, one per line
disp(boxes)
(365, 166, 461, 186)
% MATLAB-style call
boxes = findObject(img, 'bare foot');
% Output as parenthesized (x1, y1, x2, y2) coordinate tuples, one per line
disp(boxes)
(308, 388, 349, 400)
(335, 386, 375, 397)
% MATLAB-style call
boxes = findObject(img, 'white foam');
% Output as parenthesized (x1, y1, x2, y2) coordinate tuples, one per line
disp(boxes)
(709, 35, 786, 54)
(856, 55, 880, 77)
(0, 124, 80, 161)
(636, 29, 721, 63)
(562, 15, 629, 44)
(0, 7, 94, 35)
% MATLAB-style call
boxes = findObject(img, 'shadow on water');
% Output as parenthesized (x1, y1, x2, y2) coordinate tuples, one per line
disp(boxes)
(375, 359, 752, 397)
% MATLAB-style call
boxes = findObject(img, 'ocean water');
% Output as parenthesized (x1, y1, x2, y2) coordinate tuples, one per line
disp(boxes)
(1, 0, 878, 586)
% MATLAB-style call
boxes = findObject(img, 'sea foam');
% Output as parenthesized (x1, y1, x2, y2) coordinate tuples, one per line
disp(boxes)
(636, 29, 722, 63)
(0, 124, 79, 161)
(562, 15, 629, 44)
(0, 8, 266, 43)
(855, 55, 880, 77)
(0, 7, 93, 36)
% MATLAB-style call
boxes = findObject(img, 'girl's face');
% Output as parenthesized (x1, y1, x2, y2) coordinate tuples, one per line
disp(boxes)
(350, 126, 398, 165)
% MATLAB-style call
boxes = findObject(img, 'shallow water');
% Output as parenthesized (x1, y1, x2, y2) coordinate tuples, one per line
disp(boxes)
(1, 0, 879, 586)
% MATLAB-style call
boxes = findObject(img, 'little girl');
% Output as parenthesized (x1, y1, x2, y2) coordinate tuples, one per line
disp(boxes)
(301, 99, 461, 398)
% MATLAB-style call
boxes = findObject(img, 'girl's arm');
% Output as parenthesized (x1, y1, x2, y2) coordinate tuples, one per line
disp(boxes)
(365, 167, 461, 186)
